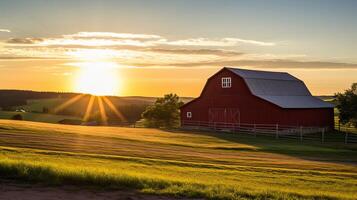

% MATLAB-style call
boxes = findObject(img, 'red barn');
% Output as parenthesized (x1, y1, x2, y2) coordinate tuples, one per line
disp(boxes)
(180, 67, 334, 130)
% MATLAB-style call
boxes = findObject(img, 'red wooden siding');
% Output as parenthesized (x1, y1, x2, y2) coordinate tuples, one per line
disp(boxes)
(180, 68, 334, 129)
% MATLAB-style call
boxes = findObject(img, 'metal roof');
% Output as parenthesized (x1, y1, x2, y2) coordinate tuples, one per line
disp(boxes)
(226, 67, 334, 108)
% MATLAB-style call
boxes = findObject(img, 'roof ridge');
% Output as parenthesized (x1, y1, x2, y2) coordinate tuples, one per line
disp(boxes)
(244, 77, 302, 81)
(225, 67, 289, 74)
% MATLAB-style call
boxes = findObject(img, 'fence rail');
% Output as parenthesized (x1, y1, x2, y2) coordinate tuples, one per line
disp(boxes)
(182, 120, 356, 144)
(335, 120, 357, 144)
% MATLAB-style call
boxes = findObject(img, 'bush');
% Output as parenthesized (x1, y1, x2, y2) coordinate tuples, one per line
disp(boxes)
(141, 94, 184, 128)
(336, 83, 357, 127)
(11, 114, 23, 120)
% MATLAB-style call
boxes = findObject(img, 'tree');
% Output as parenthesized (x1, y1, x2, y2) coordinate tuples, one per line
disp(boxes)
(141, 93, 184, 128)
(336, 83, 357, 127)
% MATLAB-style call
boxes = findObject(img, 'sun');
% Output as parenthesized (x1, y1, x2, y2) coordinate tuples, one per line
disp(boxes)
(75, 62, 120, 96)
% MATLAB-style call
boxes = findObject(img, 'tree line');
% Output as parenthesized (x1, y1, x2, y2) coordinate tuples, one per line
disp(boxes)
(1, 84, 356, 129)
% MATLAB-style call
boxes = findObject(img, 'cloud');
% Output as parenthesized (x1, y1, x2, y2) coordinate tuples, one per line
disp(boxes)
(128, 59, 357, 70)
(223, 38, 275, 46)
(2, 31, 356, 70)
(0, 56, 61, 60)
(62, 32, 275, 47)
(65, 32, 162, 40)
(159, 37, 275, 47)
(146, 48, 244, 56)
(2, 32, 275, 48)
(0, 29, 11, 33)
(6, 38, 43, 44)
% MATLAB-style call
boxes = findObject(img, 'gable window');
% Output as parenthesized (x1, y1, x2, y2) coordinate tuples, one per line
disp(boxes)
(186, 111, 192, 118)
(222, 77, 232, 88)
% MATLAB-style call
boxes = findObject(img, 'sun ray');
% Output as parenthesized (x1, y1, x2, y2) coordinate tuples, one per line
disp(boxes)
(83, 95, 95, 122)
(102, 96, 127, 122)
(97, 96, 108, 125)
(54, 94, 85, 114)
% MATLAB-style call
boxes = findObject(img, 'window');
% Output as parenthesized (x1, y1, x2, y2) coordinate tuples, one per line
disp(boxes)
(186, 111, 192, 118)
(222, 77, 231, 88)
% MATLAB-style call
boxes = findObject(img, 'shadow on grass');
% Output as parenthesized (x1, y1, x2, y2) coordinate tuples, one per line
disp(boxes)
(172, 128, 357, 164)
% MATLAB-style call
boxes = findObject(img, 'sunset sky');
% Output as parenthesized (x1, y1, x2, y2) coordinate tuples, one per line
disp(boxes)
(0, 0, 356, 97)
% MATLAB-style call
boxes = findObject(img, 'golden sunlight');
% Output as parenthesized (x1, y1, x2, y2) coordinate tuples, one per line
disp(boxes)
(75, 62, 120, 96)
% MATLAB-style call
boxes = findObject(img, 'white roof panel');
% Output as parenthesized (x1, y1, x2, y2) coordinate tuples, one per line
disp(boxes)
(256, 95, 334, 108)
(226, 67, 334, 108)
(244, 79, 311, 96)
(229, 68, 299, 81)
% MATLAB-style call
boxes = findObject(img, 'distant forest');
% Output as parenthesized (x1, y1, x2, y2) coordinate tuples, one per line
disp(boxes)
(0, 90, 333, 124)
(0, 90, 158, 123)
(0, 90, 78, 108)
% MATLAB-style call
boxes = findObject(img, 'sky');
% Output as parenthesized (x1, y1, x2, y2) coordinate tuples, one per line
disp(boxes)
(0, 0, 356, 96)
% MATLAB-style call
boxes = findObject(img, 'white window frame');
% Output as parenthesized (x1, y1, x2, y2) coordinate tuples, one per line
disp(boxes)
(221, 77, 232, 88)
(186, 111, 192, 118)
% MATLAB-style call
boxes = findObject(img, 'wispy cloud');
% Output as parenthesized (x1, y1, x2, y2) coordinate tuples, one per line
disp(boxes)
(65, 32, 162, 39)
(2, 32, 275, 48)
(223, 38, 275, 46)
(161, 38, 275, 47)
(6, 38, 43, 44)
(0, 56, 62, 60)
(1, 31, 356, 70)
(129, 59, 357, 69)
(146, 48, 244, 56)
(0, 29, 11, 33)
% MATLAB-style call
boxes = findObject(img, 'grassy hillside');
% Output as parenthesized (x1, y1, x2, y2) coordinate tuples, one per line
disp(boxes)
(2, 96, 155, 123)
(0, 111, 81, 123)
(0, 120, 357, 199)
(17, 98, 67, 113)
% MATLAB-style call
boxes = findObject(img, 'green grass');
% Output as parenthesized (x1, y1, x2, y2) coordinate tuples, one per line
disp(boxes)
(17, 98, 67, 112)
(0, 120, 357, 199)
(0, 111, 81, 123)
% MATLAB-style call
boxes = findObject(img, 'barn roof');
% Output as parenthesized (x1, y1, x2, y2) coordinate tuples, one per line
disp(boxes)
(226, 67, 334, 108)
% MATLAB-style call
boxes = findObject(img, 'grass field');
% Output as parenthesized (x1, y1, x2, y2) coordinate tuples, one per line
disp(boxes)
(0, 120, 357, 199)
(0, 111, 81, 124)
(18, 98, 67, 112)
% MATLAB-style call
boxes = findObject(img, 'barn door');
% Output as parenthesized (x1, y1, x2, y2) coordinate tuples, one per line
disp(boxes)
(208, 108, 240, 125)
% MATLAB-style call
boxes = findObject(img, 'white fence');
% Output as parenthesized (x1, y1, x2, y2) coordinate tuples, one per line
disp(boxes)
(182, 120, 329, 143)
(336, 126, 357, 144)
(335, 121, 357, 144)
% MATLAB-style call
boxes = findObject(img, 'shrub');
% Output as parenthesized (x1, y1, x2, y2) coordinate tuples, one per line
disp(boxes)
(336, 83, 357, 127)
(11, 114, 23, 120)
(141, 94, 183, 128)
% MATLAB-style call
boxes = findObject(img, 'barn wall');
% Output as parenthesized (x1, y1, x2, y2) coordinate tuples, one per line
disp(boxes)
(180, 68, 334, 128)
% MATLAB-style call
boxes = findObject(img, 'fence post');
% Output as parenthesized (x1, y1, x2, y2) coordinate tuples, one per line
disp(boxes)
(345, 132, 348, 144)
(275, 124, 279, 139)
(300, 126, 303, 142)
(321, 128, 325, 144)
(253, 124, 256, 137)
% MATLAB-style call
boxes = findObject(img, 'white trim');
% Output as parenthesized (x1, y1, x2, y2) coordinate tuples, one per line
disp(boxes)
(222, 77, 231, 88)
(186, 111, 192, 118)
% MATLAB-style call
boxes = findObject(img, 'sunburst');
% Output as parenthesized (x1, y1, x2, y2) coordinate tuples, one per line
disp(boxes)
(54, 94, 126, 125)
(54, 51, 126, 125)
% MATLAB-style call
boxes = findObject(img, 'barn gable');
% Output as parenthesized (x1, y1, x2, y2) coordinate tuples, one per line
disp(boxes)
(226, 67, 334, 109)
